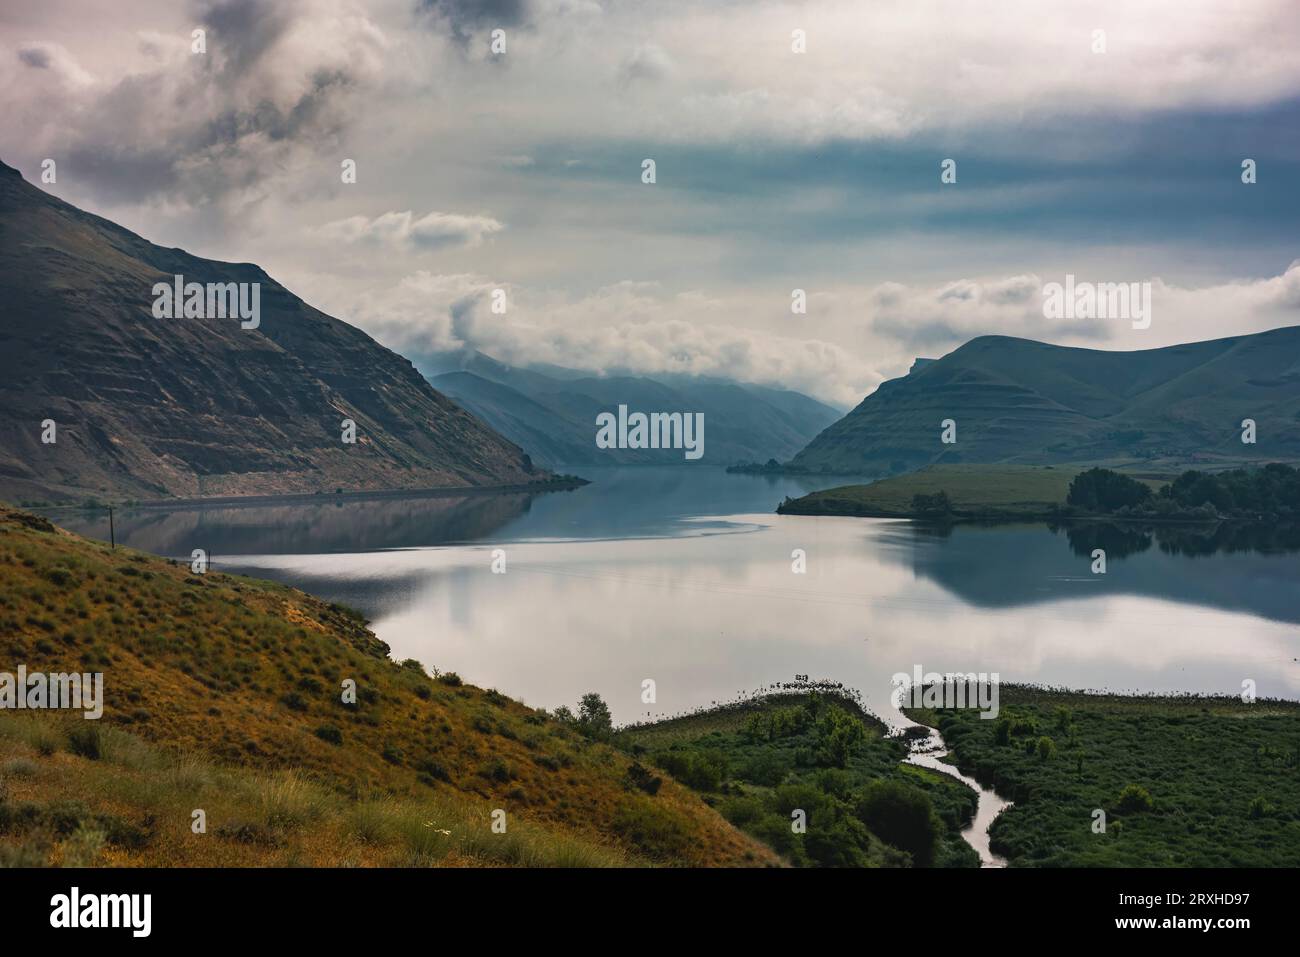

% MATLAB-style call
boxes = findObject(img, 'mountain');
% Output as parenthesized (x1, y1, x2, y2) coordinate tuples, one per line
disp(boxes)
(428, 351, 843, 468)
(788, 329, 1300, 475)
(0, 160, 543, 503)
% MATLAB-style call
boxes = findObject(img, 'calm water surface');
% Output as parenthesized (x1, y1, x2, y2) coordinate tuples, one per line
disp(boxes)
(54, 467, 1300, 727)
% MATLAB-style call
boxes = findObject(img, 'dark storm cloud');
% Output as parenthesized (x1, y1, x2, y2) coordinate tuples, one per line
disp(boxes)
(199, 0, 296, 75)
(19, 0, 381, 211)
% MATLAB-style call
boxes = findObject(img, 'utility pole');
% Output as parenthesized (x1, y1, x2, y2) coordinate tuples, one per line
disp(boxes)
(108, 505, 115, 549)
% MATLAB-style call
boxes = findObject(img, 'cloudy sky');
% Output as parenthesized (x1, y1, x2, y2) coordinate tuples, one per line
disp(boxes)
(3, 0, 1299, 406)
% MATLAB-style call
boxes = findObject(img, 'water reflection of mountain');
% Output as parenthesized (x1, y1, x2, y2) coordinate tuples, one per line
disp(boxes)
(881, 521, 1300, 625)
(51, 493, 536, 557)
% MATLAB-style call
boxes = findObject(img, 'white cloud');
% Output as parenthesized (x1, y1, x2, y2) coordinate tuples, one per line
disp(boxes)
(304, 262, 1300, 409)
(319, 210, 505, 250)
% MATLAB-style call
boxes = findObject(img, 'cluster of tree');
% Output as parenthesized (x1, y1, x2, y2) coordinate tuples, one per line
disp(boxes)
(553, 692, 614, 742)
(1065, 463, 1300, 519)
(910, 491, 954, 516)
(740, 694, 865, 768)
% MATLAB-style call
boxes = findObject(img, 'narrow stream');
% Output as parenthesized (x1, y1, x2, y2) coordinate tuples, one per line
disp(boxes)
(904, 723, 1012, 868)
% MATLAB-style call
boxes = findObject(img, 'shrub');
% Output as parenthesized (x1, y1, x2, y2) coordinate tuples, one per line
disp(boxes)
(438, 672, 463, 687)
(66, 724, 102, 761)
(623, 762, 662, 795)
(856, 780, 941, 867)
(1036, 736, 1057, 760)
(654, 748, 727, 791)
(1117, 783, 1154, 814)
(313, 724, 343, 746)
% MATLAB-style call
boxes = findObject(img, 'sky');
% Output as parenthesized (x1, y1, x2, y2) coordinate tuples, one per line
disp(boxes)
(3, 0, 1299, 407)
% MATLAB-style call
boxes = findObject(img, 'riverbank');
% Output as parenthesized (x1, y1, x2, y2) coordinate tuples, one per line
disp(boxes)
(777, 462, 1300, 522)
(17, 474, 590, 513)
(775, 464, 1163, 520)
(905, 685, 1300, 867)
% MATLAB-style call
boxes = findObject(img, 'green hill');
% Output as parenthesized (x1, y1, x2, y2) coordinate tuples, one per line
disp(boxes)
(789, 328, 1300, 475)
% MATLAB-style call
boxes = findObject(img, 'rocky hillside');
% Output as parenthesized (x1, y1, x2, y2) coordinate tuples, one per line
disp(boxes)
(0, 161, 542, 503)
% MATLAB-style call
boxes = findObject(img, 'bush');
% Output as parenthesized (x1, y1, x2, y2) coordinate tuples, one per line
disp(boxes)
(313, 724, 343, 746)
(66, 724, 102, 760)
(438, 672, 463, 687)
(856, 780, 941, 867)
(623, 762, 662, 795)
(654, 748, 727, 791)
(1036, 736, 1057, 760)
(1117, 783, 1154, 814)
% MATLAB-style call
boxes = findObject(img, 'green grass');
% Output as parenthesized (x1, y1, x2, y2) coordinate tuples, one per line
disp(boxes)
(778, 464, 1169, 518)
(616, 693, 980, 868)
(911, 686, 1300, 867)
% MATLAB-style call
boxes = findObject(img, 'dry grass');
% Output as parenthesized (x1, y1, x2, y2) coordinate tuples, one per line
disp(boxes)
(0, 507, 777, 867)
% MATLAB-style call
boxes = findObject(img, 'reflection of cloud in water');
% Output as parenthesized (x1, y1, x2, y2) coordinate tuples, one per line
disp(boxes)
(229, 516, 1300, 723)
(46, 470, 1299, 722)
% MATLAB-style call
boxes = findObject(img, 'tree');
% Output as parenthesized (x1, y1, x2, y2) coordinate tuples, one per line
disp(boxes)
(814, 706, 865, 767)
(1067, 468, 1153, 512)
(576, 692, 613, 741)
(910, 491, 953, 516)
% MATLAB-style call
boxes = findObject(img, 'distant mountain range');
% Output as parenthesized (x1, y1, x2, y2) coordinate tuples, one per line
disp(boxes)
(426, 351, 843, 468)
(0, 160, 544, 503)
(789, 329, 1300, 475)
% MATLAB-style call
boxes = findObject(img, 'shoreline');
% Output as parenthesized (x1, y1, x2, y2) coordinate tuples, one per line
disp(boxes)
(24, 475, 590, 514)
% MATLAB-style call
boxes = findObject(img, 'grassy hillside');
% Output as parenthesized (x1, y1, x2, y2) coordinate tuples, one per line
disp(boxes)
(789, 328, 1300, 475)
(616, 693, 981, 868)
(906, 686, 1300, 867)
(777, 464, 1169, 518)
(0, 507, 777, 867)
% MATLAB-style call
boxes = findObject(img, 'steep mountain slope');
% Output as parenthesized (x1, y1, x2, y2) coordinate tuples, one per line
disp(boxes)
(0, 161, 541, 503)
(789, 329, 1300, 474)
(0, 507, 776, 867)
(430, 353, 843, 467)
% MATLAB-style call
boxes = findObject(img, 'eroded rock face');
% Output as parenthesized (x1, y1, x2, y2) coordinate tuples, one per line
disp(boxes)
(0, 160, 543, 502)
